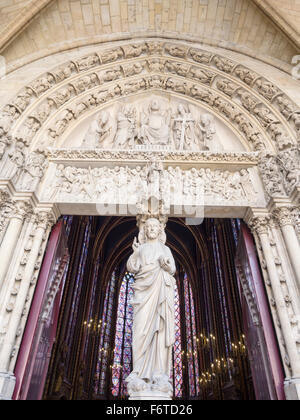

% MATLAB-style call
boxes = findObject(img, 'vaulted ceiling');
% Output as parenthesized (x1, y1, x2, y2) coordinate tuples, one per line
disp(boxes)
(0, 0, 299, 72)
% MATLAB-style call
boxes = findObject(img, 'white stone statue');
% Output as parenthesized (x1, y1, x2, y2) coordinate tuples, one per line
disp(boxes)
(172, 104, 197, 150)
(199, 113, 222, 151)
(114, 106, 137, 148)
(125, 216, 176, 400)
(139, 100, 171, 146)
(82, 111, 112, 148)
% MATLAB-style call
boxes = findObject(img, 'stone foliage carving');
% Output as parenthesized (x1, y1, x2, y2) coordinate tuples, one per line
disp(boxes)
(48, 148, 259, 163)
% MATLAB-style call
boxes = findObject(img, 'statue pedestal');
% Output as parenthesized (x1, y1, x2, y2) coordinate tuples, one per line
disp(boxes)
(129, 390, 172, 400)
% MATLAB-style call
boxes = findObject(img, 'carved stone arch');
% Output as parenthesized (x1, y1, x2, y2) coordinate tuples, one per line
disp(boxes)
(42, 89, 259, 153)
(1, 40, 299, 156)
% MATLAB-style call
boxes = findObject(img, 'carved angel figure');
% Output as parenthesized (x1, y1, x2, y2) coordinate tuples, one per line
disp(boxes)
(199, 113, 220, 151)
(82, 111, 112, 148)
(172, 104, 197, 150)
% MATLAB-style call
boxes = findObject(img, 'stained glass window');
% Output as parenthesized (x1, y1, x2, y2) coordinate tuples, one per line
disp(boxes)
(172, 282, 183, 398)
(111, 272, 134, 397)
(183, 274, 200, 397)
(65, 218, 91, 352)
(94, 270, 117, 396)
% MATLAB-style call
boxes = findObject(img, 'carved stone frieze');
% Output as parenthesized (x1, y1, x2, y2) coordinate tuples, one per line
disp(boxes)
(47, 148, 259, 165)
(43, 162, 259, 211)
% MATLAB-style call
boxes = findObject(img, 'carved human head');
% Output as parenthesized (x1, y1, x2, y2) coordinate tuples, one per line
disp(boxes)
(137, 215, 167, 244)
(178, 103, 185, 114)
(145, 217, 161, 240)
(201, 113, 213, 126)
(150, 99, 160, 111)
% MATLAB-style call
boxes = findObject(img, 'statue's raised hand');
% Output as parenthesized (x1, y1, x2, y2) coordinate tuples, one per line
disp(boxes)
(132, 237, 140, 252)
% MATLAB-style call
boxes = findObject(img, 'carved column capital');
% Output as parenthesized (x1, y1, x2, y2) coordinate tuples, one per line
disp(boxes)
(273, 207, 294, 227)
(0, 189, 10, 205)
(10, 200, 33, 221)
(247, 215, 270, 235)
(33, 209, 56, 230)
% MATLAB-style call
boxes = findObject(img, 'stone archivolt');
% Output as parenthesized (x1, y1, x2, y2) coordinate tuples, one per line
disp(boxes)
(0, 40, 298, 155)
(0, 40, 298, 216)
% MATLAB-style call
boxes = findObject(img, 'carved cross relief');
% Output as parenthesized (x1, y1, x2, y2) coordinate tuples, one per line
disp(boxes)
(66, 95, 227, 153)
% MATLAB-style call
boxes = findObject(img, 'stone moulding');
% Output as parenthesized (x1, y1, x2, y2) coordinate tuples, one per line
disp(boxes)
(0, 40, 298, 156)
(47, 148, 259, 167)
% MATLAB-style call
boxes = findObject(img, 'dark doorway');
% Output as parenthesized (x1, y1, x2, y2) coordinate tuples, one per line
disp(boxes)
(18, 216, 282, 400)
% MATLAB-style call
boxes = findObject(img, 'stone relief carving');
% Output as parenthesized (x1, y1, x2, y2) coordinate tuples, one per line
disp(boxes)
(172, 104, 197, 150)
(139, 99, 171, 146)
(15, 149, 48, 192)
(258, 153, 286, 198)
(48, 148, 259, 163)
(0, 127, 12, 160)
(277, 147, 300, 194)
(0, 140, 27, 182)
(82, 111, 112, 148)
(1, 40, 298, 154)
(0, 41, 298, 204)
(199, 113, 221, 152)
(79, 97, 222, 152)
(113, 106, 137, 148)
(45, 163, 258, 208)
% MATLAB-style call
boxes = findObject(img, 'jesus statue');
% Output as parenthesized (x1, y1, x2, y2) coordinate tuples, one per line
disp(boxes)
(125, 216, 176, 400)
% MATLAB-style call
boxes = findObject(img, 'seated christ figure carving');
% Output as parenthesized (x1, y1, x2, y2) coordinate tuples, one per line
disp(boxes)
(140, 100, 171, 146)
(125, 217, 176, 399)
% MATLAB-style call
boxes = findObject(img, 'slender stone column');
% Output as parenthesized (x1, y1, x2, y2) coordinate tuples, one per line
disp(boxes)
(0, 201, 32, 293)
(273, 207, 300, 289)
(0, 210, 55, 400)
(248, 216, 300, 380)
